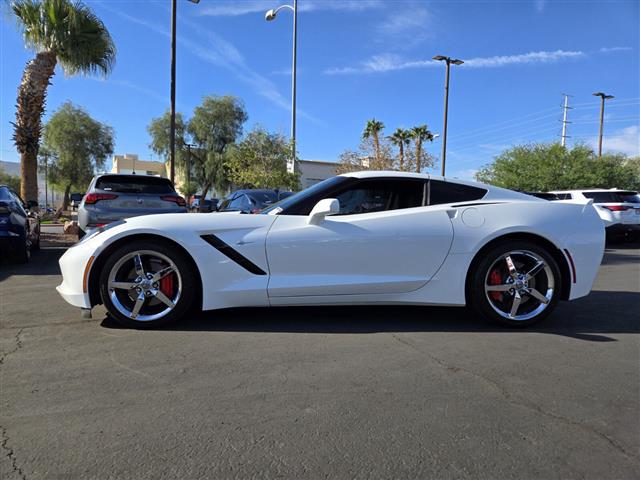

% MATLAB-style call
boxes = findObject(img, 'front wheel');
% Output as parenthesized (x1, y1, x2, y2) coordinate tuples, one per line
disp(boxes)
(468, 241, 561, 327)
(98, 240, 197, 328)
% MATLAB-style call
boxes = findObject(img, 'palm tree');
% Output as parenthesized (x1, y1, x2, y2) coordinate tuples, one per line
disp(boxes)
(362, 119, 385, 163)
(11, 0, 116, 203)
(410, 125, 435, 173)
(388, 128, 412, 171)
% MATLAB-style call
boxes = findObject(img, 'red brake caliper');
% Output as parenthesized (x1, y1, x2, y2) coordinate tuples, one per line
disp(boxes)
(160, 273, 175, 297)
(488, 268, 503, 301)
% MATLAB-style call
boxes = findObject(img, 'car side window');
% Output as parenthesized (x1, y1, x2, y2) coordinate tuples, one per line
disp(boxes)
(8, 190, 27, 214)
(334, 179, 425, 216)
(218, 194, 236, 211)
(427, 180, 487, 205)
(228, 194, 250, 211)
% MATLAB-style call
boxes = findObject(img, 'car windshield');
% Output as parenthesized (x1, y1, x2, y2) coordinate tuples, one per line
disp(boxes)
(95, 175, 175, 194)
(582, 191, 640, 203)
(260, 176, 350, 215)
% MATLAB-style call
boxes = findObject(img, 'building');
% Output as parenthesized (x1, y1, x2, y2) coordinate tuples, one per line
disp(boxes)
(0, 160, 64, 207)
(111, 154, 167, 177)
(297, 159, 338, 189)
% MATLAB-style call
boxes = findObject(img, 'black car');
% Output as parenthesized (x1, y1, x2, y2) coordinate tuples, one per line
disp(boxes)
(217, 189, 293, 214)
(0, 185, 40, 263)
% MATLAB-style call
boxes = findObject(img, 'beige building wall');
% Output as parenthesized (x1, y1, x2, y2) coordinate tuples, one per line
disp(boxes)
(297, 159, 338, 189)
(111, 154, 167, 178)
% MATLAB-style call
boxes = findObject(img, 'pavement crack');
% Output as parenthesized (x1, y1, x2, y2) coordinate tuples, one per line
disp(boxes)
(390, 332, 640, 465)
(0, 329, 24, 367)
(1, 425, 27, 480)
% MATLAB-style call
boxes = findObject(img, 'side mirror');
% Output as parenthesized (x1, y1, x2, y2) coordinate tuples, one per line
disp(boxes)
(26, 200, 38, 210)
(308, 198, 339, 225)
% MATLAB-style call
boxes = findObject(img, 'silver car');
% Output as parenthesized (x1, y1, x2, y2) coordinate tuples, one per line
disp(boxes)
(78, 174, 187, 237)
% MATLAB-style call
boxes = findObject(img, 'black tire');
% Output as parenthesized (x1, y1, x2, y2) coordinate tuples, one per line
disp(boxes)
(32, 229, 41, 251)
(468, 240, 561, 327)
(98, 239, 198, 329)
(16, 235, 30, 263)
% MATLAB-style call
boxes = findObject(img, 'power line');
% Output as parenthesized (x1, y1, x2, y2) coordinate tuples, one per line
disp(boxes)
(560, 94, 573, 147)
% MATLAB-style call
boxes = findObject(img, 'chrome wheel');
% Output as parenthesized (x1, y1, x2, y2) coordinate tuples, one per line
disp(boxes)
(484, 250, 554, 321)
(107, 250, 182, 322)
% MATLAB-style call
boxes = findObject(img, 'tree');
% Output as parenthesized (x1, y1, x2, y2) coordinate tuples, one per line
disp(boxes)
(10, 0, 115, 204)
(147, 110, 190, 190)
(187, 95, 248, 209)
(363, 119, 385, 164)
(42, 102, 114, 213)
(388, 128, 412, 171)
(475, 143, 640, 191)
(410, 125, 435, 173)
(225, 127, 299, 190)
(0, 165, 21, 192)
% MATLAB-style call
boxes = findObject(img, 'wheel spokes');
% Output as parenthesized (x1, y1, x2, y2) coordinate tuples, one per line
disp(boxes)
(486, 284, 512, 292)
(152, 265, 175, 282)
(526, 287, 550, 304)
(509, 290, 522, 318)
(525, 261, 545, 280)
(109, 281, 137, 290)
(131, 292, 146, 319)
(154, 290, 176, 308)
(505, 256, 518, 278)
(133, 254, 146, 277)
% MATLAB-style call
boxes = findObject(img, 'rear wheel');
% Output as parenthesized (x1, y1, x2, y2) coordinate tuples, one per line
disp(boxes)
(469, 241, 561, 327)
(99, 240, 197, 328)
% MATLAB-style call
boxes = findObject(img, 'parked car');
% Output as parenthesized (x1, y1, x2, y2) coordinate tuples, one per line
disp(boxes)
(217, 189, 293, 214)
(57, 172, 604, 329)
(190, 197, 218, 213)
(523, 191, 560, 201)
(549, 189, 640, 240)
(0, 185, 40, 263)
(77, 174, 187, 238)
(70, 193, 84, 210)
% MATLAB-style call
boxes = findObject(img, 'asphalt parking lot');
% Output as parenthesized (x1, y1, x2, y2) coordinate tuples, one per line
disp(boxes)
(1, 244, 639, 479)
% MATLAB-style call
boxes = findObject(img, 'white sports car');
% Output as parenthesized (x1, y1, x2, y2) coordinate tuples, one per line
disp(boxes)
(57, 172, 605, 328)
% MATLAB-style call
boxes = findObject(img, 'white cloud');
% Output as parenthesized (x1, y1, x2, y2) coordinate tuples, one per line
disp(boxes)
(378, 7, 429, 35)
(590, 125, 640, 156)
(535, 0, 547, 13)
(599, 46, 633, 53)
(325, 50, 586, 75)
(198, 0, 383, 17)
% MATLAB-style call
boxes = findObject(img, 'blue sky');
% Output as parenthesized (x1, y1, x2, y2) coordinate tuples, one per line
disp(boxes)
(1, 0, 639, 179)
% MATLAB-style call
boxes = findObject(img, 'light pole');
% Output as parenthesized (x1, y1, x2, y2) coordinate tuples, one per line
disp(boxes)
(265, 0, 297, 174)
(592, 92, 614, 157)
(170, 0, 200, 185)
(185, 143, 196, 199)
(433, 55, 464, 177)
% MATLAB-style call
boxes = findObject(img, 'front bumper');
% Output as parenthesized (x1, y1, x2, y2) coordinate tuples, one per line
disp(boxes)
(56, 242, 95, 309)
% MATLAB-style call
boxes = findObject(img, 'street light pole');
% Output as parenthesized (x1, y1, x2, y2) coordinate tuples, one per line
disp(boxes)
(433, 55, 464, 177)
(593, 92, 614, 157)
(170, 0, 177, 184)
(170, 0, 200, 185)
(266, 1, 297, 174)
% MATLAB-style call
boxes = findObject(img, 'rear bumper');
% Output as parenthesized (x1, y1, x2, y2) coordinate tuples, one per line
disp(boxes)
(606, 223, 640, 235)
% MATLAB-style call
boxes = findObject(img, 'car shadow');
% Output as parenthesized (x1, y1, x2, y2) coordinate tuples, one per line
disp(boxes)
(0, 248, 65, 282)
(100, 290, 640, 342)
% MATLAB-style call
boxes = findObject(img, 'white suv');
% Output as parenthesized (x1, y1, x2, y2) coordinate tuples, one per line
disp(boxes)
(550, 189, 640, 239)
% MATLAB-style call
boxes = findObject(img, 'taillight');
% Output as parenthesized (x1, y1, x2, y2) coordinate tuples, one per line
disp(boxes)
(161, 195, 186, 207)
(602, 205, 630, 212)
(84, 193, 117, 204)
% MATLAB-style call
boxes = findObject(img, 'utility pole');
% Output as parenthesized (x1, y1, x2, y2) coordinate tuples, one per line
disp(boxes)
(560, 93, 572, 147)
(43, 152, 49, 209)
(593, 92, 614, 157)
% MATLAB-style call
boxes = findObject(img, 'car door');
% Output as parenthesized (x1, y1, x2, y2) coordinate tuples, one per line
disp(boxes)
(265, 178, 454, 297)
